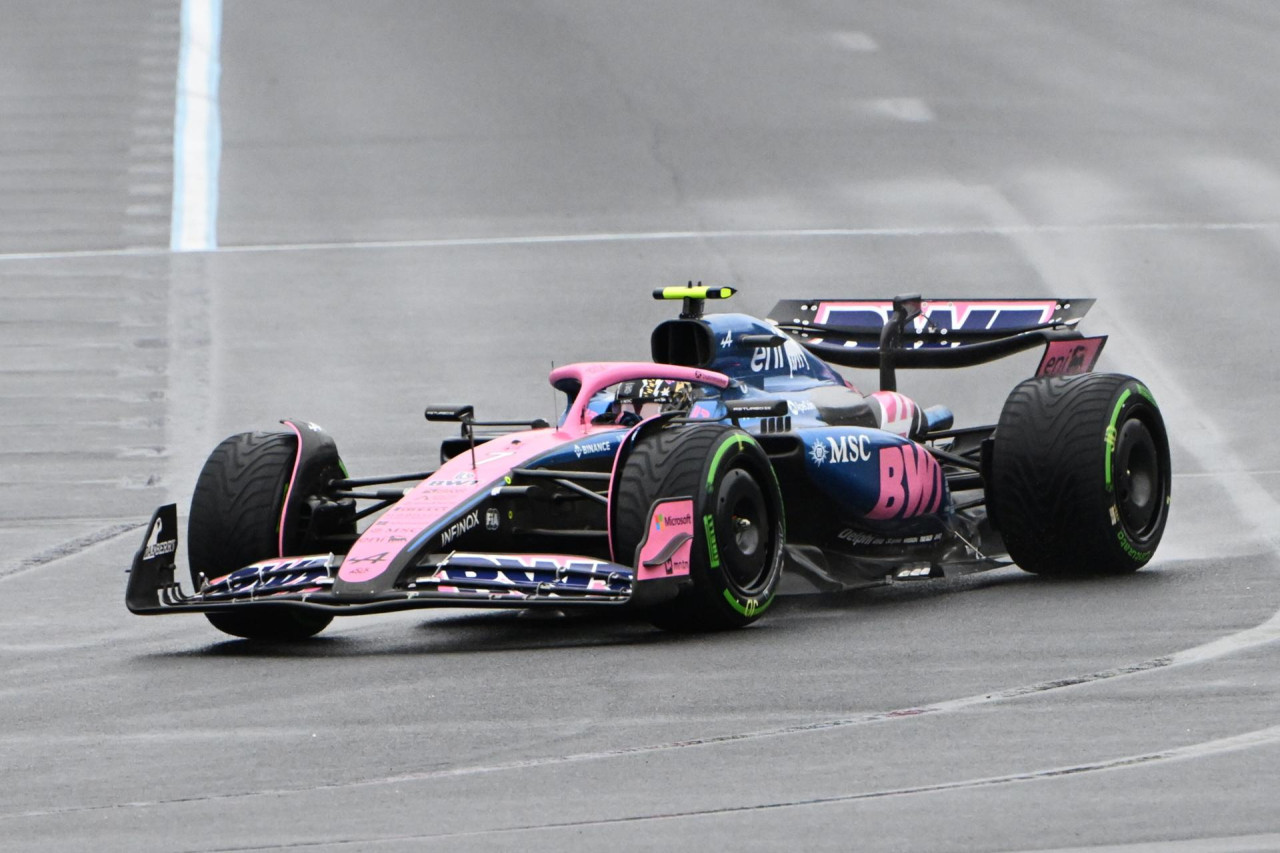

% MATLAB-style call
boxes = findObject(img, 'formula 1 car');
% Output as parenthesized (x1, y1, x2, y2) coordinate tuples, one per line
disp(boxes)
(127, 286, 1171, 639)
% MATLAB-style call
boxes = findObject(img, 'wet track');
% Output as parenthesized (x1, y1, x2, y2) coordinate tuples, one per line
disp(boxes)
(2, 2, 1279, 850)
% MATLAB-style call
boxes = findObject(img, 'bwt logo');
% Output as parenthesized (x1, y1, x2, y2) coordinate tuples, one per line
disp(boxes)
(867, 444, 944, 519)
(817, 301, 1057, 341)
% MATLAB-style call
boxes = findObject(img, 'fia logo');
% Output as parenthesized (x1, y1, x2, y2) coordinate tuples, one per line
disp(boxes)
(485, 508, 500, 531)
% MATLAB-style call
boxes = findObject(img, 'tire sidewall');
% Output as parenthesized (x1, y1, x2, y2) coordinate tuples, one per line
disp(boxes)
(690, 430, 786, 624)
(1104, 382, 1171, 566)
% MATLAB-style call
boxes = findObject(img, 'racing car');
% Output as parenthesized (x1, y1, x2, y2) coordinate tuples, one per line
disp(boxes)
(127, 286, 1171, 640)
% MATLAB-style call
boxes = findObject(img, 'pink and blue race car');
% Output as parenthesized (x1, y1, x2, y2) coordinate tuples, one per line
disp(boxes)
(127, 287, 1171, 639)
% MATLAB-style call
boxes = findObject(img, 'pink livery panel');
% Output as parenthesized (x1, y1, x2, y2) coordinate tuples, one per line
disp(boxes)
(634, 498, 695, 581)
(338, 429, 571, 584)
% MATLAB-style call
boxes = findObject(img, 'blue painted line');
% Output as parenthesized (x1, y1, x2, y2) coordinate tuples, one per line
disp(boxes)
(170, 0, 222, 252)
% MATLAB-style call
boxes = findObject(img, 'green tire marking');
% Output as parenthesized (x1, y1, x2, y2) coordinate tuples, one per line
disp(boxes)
(1104, 388, 1132, 493)
(722, 588, 774, 617)
(706, 433, 756, 493)
(703, 513, 721, 568)
(1117, 529, 1153, 563)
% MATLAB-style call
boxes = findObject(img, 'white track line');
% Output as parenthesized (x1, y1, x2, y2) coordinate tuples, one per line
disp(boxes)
(10, 722, 1279, 831)
(1013, 833, 1280, 853)
(0, 221, 1278, 264)
(170, 0, 222, 251)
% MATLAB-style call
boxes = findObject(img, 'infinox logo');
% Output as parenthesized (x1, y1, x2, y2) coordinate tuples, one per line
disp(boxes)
(440, 510, 480, 546)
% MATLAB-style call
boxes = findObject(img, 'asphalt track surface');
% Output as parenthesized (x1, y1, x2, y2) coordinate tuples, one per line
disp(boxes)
(2, 2, 1279, 851)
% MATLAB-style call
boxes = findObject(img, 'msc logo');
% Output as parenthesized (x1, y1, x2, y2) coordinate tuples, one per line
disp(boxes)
(809, 434, 872, 465)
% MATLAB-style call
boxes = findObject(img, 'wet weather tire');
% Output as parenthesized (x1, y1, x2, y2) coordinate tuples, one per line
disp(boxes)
(188, 430, 338, 640)
(613, 425, 785, 631)
(989, 373, 1171, 576)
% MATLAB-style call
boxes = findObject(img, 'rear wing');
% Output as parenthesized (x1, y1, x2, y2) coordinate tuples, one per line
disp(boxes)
(768, 296, 1098, 391)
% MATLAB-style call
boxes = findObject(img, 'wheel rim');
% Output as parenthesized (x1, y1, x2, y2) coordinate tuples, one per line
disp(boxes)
(715, 468, 771, 590)
(1115, 417, 1162, 536)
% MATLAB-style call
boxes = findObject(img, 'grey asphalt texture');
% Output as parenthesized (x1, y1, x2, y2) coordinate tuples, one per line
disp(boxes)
(2, 2, 1279, 851)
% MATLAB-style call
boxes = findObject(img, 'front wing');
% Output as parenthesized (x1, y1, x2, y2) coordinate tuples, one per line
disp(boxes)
(127, 505, 656, 619)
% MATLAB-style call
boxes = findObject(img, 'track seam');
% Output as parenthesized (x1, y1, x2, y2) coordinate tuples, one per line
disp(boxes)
(9, 638, 1280, 824)
(0, 522, 145, 582)
(23, 725, 1280, 848)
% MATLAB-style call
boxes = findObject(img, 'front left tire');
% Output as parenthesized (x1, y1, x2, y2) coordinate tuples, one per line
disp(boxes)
(188, 430, 343, 640)
(612, 424, 786, 631)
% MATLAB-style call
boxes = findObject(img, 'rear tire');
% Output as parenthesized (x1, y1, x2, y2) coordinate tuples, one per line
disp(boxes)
(613, 425, 785, 630)
(988, 373, 1171, 576)
(188, 430, 340, 640)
